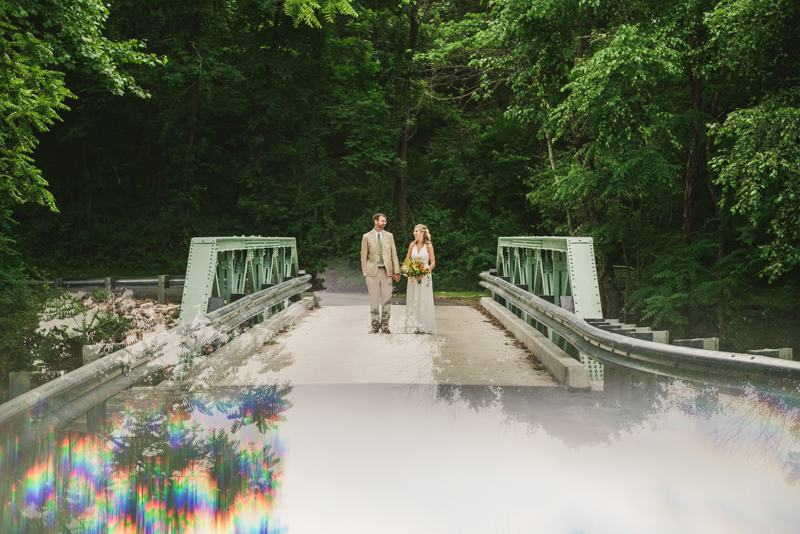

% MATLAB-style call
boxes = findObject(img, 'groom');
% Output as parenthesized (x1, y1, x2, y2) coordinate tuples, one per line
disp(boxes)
(361, 212, 401, 333)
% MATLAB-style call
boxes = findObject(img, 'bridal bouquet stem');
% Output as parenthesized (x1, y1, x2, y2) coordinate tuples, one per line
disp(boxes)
(401, 258, 431, 284)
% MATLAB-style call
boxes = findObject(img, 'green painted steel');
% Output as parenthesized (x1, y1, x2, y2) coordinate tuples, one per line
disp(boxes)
(179, 236, 299, 324)
(496, 237, 603, 319)
(495, 236, 605, 379)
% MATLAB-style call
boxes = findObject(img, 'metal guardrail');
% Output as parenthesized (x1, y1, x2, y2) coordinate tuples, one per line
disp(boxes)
(479, 273, 800, 393)
(0, 275, 311, 446)
(56, 276, 186, 287)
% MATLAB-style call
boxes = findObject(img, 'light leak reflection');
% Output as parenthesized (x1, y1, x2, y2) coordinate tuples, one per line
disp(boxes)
(4, 375, 800, 532)
(0, 383, 292, 534)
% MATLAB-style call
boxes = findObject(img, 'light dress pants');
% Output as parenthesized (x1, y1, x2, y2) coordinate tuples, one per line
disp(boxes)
(366, 267, 393, 330)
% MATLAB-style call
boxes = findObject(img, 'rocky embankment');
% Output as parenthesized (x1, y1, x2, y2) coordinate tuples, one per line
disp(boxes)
(116, 298, 181, 344)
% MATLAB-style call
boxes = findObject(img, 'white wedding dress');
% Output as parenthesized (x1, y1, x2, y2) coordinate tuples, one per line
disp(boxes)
(404, 244, 437, 334)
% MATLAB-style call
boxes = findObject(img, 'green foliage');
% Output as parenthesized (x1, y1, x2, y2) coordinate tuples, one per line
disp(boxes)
(628, 238, 748, 337)
(0, 23, 70, 215)
(29, 287, 133, 378)
(705, 0, 800, 92)
(0, 0, 798, 358)
(556, 24, 685, 149)
(0, 270, 49, 397)
(710, 88, 800, 280)
(284, 0, 358, 28)
(0, 0, 163, 213)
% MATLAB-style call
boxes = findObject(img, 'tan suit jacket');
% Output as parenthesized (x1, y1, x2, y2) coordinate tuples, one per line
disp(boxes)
(361, 230, 400, 277)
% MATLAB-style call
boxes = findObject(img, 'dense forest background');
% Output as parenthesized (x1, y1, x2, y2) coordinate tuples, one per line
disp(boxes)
(2, 0, 800, 388)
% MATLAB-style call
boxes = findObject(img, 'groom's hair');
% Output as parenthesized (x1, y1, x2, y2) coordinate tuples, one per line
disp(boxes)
(372, 212, 386, 222)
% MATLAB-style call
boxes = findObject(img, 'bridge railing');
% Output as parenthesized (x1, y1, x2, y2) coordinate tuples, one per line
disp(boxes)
(0, 275, 311, 446)
(180, 236, 299, 325)
(496, 236, 603, 319)
(480, 273, 800, 394)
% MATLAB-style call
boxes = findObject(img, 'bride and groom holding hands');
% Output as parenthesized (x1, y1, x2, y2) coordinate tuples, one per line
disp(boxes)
(360, 213, 437, 335)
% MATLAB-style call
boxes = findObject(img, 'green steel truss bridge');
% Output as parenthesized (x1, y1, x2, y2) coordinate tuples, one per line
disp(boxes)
(3, 235, 800, 447)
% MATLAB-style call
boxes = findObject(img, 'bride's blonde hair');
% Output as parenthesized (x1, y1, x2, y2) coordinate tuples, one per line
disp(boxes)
(412, 224, 432, 246)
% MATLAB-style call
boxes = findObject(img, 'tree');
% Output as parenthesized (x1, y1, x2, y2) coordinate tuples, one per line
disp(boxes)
(0, 0, 161, 218)
(707, 0, 800, 280)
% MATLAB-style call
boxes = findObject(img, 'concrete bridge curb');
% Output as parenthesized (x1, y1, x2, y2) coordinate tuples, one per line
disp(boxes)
(480, 297, 591, 390)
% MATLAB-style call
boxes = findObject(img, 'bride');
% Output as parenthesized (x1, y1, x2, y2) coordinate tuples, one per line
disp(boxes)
(404, 224, 437, 334)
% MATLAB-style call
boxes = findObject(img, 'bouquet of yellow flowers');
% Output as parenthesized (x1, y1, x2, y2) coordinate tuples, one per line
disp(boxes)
(401, 258, 431, 284)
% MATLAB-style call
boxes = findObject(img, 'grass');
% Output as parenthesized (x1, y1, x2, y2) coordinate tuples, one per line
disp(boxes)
(434, 291, 490, 301)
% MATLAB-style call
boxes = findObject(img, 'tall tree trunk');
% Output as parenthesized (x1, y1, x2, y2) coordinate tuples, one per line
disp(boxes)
(395, 0, 419, 228)
(682, 60, 704, 244)
(396, 110, 410, 225)
(129, 131, 140, 201)
(178, 8, 201, 222)
(683, 138, 702, 244)
(82, 140, 92, 233)
(544, 128, 575, 235)
(622, 243, 632, 323)
(597, 259, 620, 319)
(706, 89, 727, 342)
(271, 2, 282, 50)
(179, 75, 199, 221)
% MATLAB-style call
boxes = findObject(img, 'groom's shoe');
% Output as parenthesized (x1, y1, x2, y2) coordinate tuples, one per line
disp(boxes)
(381, 327, 391, 334)
(369, 327, 380, 334)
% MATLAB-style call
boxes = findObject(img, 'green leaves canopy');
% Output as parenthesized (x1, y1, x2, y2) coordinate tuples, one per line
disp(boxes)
(711, 89, 800, 280)
(0, 0, 162, 221)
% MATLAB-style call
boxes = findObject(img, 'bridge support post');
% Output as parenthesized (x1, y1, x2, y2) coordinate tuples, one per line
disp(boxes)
(629, 372, 653, 414)
(83, 346, 107, 432)
(746, 348, 794, 361)
(606, 369, 656, 410)
(158, 275, 168, 304)
(673, 337, 719, 350)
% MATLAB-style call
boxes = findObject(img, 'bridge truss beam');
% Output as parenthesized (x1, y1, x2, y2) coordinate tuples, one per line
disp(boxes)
(496, 237, 603, 319)
(179, 236, 299, 324)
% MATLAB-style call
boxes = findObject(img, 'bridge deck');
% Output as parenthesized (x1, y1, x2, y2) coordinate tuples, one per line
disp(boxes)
(179, 294, 557, 388)
(23, 296, 800, 533)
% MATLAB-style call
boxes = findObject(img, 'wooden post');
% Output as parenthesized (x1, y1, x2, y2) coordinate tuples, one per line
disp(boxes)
(158, 275, 167, 304)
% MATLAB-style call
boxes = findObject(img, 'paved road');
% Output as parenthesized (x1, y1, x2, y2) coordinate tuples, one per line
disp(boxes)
(178, 294, 556, 388)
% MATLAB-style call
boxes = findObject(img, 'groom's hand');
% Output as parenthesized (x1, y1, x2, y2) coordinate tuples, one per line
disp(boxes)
(393, 274, 401, 282)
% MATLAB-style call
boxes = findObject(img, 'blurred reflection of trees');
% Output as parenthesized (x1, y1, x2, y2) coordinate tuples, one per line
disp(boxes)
(435, 378, 800, 483)
(0, 382, 292, 533)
